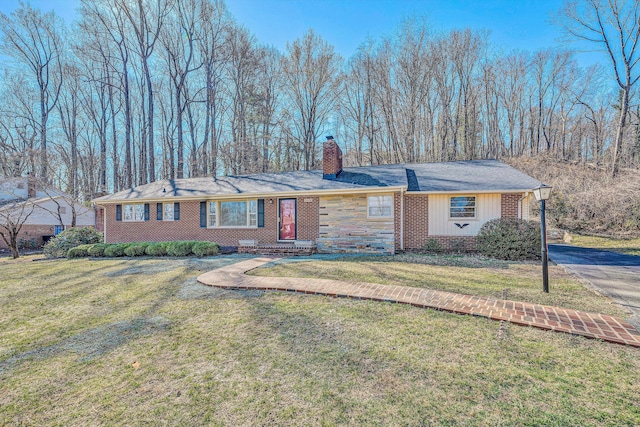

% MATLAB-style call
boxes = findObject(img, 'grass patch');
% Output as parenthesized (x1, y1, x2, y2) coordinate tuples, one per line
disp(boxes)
(571, 234, 640, 256)
(251, 254, 627, 315)
(1, 255, 638, 425)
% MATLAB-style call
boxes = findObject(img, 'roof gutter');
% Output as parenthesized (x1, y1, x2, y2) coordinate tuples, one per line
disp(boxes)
(92, 186, 408, 205)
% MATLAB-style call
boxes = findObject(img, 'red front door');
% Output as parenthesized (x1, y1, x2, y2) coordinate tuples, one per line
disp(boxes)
(279, 198, 296, 241)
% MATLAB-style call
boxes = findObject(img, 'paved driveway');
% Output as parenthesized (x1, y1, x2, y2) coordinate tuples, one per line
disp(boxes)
(549, 244, 640, 330)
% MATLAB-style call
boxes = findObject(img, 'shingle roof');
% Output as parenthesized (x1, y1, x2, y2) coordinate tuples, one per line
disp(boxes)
(93, 160, 541, 203)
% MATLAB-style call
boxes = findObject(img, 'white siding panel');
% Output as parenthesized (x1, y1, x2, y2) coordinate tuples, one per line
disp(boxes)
(428, 194, 501, 236)
(23, 199, 95, 226)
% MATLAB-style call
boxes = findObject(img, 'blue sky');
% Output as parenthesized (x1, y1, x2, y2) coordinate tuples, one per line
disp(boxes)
(0, 0, 600, 67)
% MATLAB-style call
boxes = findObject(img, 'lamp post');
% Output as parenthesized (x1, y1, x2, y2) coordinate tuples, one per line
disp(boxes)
(533, 184, 552, 293)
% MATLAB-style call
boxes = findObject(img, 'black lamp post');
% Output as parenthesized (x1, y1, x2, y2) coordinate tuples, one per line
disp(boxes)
(533, 184, 552, 293)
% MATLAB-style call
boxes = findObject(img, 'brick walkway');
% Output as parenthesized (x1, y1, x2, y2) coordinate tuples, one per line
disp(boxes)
(197, 257, 640, 348)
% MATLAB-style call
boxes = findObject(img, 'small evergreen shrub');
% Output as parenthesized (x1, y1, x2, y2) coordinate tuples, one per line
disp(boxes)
(422, 238, 444, 253)
(167, 240, 196, 257)
(88, 243, 109, 257)
(104, 243, 130, 257)
(450, 238, 468, 254)
(67, 244, 95, 258)
(192, 241, 220, 257)
(145, 242, 169, 256)
(44, 227, 103, 258)
(124, 242, 150, 257)
(476, 218, 541, 260)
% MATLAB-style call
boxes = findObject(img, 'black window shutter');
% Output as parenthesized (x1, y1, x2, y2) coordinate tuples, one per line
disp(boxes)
(257, 199, 264, 228)
(144, 203, 150, 221)
(116, 204, 122, 222)
(174, 202, 180, 220)
(156, 203, 163, 220)
(200, 201, 206, 228)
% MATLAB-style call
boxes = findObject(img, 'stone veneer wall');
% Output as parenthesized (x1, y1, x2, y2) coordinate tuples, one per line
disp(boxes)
(317, 194, 395, 254)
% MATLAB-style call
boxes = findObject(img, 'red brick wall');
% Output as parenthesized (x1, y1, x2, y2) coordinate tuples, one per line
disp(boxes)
(103, 197, 319, 246)
(0, 224, 53, 250)
(501, 194, 520, 218)
(403, 194, 429, 250)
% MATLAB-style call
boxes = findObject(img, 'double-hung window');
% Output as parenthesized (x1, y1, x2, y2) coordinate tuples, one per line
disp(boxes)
(450, 196, 476, 219)
(124, 203, 145, 222)
(163, 203, 174, 221)
(368, 194, 393, 218)
(208, 200, 257, 228)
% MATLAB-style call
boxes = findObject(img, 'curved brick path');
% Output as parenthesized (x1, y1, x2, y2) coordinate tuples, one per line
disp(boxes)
(197, 257, 640, 348)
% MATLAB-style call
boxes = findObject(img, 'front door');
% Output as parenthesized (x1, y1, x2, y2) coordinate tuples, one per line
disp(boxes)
(279, 198, 297, 241)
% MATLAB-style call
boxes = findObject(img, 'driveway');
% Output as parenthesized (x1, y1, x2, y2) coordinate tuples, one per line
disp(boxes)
(549, 244, 640, 330)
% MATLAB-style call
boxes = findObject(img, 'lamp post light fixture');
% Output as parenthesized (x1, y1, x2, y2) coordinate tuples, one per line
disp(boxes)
(533, 184, 552, 293)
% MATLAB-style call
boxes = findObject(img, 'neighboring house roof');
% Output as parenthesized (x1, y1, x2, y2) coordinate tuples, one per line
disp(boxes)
(0, 195, 95, 226)
(93, 160, 542, 203)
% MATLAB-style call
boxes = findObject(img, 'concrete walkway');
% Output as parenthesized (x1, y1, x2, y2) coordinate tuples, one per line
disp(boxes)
(197, 257, 640, 348)
(549, 244, 640, 331)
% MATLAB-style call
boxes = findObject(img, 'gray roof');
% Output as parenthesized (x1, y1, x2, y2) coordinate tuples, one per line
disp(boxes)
(93, 160, 541, 203)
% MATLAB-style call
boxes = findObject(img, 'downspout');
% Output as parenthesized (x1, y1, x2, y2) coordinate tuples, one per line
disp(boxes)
(400, 188, 405, 251)
(102, 206, 107, 243)
(518, 192, 529, 220)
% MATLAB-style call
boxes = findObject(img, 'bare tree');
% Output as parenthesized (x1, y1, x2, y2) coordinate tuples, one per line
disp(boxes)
(283, 30, 342, 170)
(0, 198, 35, 259)
(0, 3, 64, 181)
(558, 0, 640, 176)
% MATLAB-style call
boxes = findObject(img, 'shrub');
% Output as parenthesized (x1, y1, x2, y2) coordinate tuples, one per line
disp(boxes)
(422, 238, 444, 253)
(450, 238, 468, 254)
(88, 243, 109, 257)
(146, 242, 169, 256)
(167, 240, 196, 257)
(476, 218, 541, 260)
(124, 242, 150, 257)
(192, 241, 220, 257)
(104, 243, 130, 257)
(67, 244, 95, 258)
(44, 227, 103, 258)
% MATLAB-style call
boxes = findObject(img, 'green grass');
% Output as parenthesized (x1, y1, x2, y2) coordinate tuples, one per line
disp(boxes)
(571, 234, 640, 256)
(1, 255, 638, 425)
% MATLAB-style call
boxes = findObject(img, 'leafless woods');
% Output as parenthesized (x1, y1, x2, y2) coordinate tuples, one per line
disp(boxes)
(1, 0, 639, 200)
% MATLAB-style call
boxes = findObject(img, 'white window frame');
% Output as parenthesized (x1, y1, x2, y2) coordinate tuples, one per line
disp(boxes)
(449, 195, 477, 219)
(123, 203, 145, 222)
(367, 194, 393, 218)
(163, 203, 174, 221)
(208, 199, 258, 228)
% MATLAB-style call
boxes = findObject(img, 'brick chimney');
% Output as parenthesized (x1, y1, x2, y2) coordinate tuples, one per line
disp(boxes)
(27, 174, 36, 198)
(322, 136, 342, 180)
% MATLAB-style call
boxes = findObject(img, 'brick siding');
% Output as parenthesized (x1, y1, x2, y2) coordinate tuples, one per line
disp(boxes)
(103, 197, 319, 247)
(501, 194, 520, 218)
(402, 194, 429, 250)
(322, 140, 342, 178)
(0, 224, 53, 250)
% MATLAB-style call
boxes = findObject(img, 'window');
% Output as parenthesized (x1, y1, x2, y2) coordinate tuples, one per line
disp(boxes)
(54, 225, 64, 235)
(208, 199, 257, 228)
(59, 206, 67, 214)
(123, 203, 145, 222)
(163, 203, 174, 221)
(368, 195, 393, 218)
(450, 196, 476, 218)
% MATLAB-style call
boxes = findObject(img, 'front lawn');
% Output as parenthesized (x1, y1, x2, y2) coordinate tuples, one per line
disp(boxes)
(1, 255, 638, 425)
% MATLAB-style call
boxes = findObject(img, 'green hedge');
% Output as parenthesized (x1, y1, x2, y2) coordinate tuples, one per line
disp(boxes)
(104, 243, 130, 257)
(145, 242, 169, 256)
(475, 218, 541, 260)
(124, 242, 150, 257)
(192, 241, 220, 257)
(66, 240, 221, 259)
